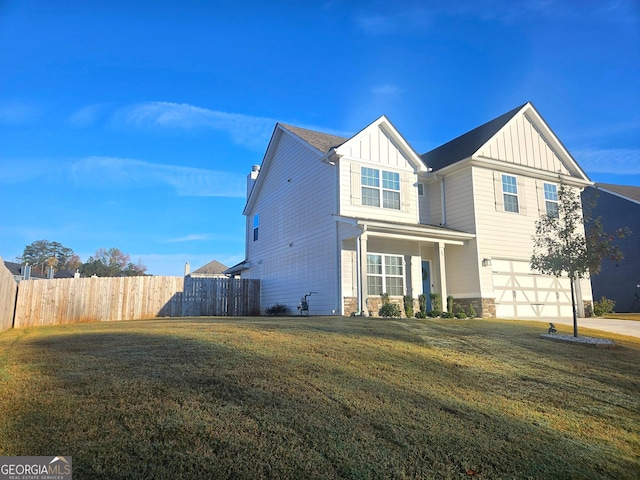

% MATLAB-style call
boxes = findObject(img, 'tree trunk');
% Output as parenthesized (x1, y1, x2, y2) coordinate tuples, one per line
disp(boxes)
(570, 274, 578, 337)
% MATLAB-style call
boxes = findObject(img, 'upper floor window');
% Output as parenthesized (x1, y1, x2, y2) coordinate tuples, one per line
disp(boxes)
(361, 167, 400, 210)
(253, 213, 260, 241)
(502, 174, 519, 213)
(543, 183, 558, 218)
(366, 254, 404, 296)
(417, 183, 424, 196)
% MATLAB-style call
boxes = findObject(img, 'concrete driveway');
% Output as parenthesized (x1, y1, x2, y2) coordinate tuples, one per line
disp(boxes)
(538, 317, 640, 338)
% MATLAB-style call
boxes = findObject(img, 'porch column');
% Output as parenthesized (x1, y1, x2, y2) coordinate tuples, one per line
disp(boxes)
(358, 232, 369, 316)
(436, 242, 447, 305)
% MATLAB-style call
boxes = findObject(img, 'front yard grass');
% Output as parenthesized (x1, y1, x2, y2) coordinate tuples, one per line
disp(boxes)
(0, 317, 638, 479)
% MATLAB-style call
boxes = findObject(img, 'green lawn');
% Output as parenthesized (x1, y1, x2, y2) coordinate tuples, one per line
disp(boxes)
(1, 317, 638, 479)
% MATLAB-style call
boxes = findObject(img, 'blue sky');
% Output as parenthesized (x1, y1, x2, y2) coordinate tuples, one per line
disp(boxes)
(1, 0, 639, 276)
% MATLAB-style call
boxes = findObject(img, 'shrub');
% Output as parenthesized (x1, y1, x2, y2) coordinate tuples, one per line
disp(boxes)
(468, 303, 477, 319)
(380, 293, 391, 305)
(418, 294, 427, 316)
(403, 295, 414, 318)
(415, 311, 427, 319)
(454, 304, 467, 319)
(442, 312, 455, 319)
(379, 302, 402, 318)
(430, 293, 442, 312)
(265, 303, 289, 315)
(447, 295, 454, 316)
(593, 297, 615, 317)
(427, 309, 442, 318)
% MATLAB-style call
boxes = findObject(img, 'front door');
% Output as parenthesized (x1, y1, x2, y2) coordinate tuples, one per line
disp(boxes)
(422, 261, 432, 311)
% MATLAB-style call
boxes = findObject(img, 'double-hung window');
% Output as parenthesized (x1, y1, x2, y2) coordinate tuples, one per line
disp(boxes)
(367, 254, 404, 296)
(501, 174, 519, 213)
(361, 167, 400, 210)
(543, 183, 558, 218)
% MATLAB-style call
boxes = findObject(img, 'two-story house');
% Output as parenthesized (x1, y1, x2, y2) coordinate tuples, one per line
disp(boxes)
(227, 102, 593, 318)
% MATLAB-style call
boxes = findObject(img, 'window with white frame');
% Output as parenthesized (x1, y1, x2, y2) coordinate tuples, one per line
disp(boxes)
(543, 183, 558, 218)
(361, 167, 401, 209)
(367, 254, 404, 296)
(501, 174, 519, 213)
(253, 213, 260, 241)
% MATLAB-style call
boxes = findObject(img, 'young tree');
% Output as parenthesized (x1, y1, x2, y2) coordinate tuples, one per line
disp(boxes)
(531, 179, 628, 337)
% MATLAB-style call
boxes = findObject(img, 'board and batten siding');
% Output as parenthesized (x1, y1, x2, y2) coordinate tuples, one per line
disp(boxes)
(339, 124, 413, 168)
(476, 113, 571, 175)
(244, 131, 339, 315)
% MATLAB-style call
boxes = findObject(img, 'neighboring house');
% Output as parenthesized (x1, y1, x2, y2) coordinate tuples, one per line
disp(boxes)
(228, 102, 594, 318)
(582, 184, 640, 312)
(190, 260, 229, 278)
(3, 261, 47, 282)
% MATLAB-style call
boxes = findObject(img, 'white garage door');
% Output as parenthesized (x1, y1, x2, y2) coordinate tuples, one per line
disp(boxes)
(492, 259, 573, 318)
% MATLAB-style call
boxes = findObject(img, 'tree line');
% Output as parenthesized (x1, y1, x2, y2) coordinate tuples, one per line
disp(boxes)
(17, 240, 148, 277)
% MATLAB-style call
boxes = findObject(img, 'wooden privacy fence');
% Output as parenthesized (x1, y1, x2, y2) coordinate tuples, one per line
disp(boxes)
(0, 257, 18, 332)
(12, 276, 260, 328)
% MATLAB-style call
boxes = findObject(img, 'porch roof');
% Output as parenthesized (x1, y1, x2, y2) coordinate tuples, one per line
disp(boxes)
(335, 215, 475, 245)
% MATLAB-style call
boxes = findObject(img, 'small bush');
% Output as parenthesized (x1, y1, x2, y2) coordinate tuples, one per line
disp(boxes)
(415, 311, 427, 319)
(403, 295, 414, 318)
(379, 303, 402, 318)
(468, 303, 477, 319)
(454, 304, 467, 319)
(593, 297, 616, 317)
(427, 309, 442, 318)
(418, 294, 427, 316)
(265, 303, 289, 315)
(430, 293, 442, 312)
(447, 295, 454, 316)
(442, 312, 455, 319)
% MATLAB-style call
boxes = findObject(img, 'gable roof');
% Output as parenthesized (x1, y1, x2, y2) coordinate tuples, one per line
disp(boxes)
(280, 124, 348, 153)
(3, 261, 22, 276)
(420, 103, 526, 171)
(192, 259, 229, 275)
(595, 183, 640, 204)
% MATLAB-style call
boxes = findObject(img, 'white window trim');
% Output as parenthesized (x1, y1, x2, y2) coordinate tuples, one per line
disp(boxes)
(543, 182, 559, 217)
(366, 253, 404, 296)
(361, 167, 401, 210)
(501, 174, 519, 213)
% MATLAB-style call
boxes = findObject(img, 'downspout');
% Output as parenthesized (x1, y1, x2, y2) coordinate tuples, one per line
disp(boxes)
(439, 174, 446, 225)
(355, 225, 367, 315)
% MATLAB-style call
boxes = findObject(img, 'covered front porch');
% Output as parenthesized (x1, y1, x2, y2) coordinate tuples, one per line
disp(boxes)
(335, 216, 475, 317)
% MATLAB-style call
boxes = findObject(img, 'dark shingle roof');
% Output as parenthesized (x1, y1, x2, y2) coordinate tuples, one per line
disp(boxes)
(595, 183, 640, 203)
(420, 103, 527, 171)
(280, 124, 348, 154)
(3, 261, 22, 276)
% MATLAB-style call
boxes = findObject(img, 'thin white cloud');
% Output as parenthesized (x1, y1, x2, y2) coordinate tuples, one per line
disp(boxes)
(68, 104, 107, 127)
(118, 102, 276, 150)
(353, 0, 636, 33)
(166, 234, 211, 243)
(0, 101, 40, 124)
(70, 156, 246, 197)
(372, 84, 401, 96)
(575, 148, 640, 174)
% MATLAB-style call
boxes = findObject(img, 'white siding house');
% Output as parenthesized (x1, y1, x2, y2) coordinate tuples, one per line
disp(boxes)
(228, 103, 593, 318)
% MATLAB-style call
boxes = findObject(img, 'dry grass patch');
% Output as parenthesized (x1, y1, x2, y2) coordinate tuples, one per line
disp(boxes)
(0, 317, 638, 479)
